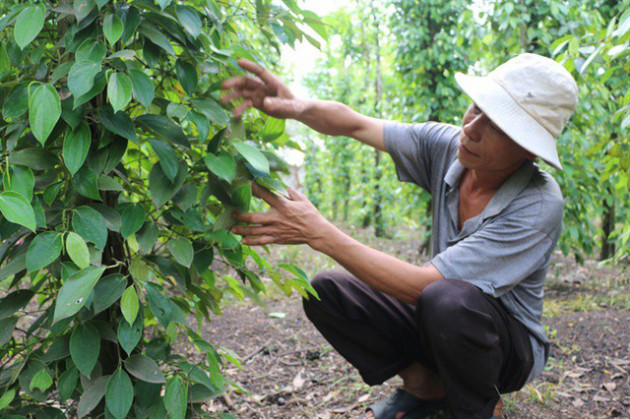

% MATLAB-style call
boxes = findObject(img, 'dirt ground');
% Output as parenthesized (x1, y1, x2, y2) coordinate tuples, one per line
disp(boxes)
(199, 226, 629, 419)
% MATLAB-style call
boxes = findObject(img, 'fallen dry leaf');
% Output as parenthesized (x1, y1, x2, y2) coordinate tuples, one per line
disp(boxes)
(602, 382, 616, 392)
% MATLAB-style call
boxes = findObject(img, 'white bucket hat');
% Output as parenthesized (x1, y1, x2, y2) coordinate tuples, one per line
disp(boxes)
(454, 53, 579, 170)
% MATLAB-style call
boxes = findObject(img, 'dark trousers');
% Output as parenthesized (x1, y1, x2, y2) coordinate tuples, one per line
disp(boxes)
(302, 271, 533, 419)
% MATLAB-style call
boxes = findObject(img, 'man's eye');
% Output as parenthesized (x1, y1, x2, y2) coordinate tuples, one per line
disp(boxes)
(472, 104, 481, 113)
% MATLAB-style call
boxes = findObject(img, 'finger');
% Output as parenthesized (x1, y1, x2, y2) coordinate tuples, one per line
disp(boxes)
(231, 225, 276, 236)
(233, 211, 274, 224)
(220, 90, 244, 104)
(221, 75, 265, 91)
(237, 58, 281, 87)
(286, 186, 305, 201)
(233, 99, 253, 117)
(242, 235, 276, 246)
(252, 182, 286, 208)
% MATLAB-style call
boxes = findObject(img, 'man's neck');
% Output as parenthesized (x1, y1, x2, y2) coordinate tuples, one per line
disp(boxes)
(465, 161, 527, 194)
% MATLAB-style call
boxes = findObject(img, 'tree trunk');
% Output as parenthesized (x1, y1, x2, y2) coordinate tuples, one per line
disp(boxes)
(371, 1, 386, 237)
(600, 192, 615, 260)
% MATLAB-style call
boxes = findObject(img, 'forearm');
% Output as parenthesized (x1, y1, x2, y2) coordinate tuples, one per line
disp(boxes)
(311, 221, 443, 304)
(296, 99, 384, 149)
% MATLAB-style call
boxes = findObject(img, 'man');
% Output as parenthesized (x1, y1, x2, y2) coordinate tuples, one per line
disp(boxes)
(221, 53, 578, 419)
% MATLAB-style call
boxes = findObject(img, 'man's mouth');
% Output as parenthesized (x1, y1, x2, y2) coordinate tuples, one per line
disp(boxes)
(459, 142, 480, 157)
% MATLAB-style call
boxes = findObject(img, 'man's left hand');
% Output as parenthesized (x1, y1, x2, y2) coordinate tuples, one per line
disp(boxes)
(231, 183, 330, 249)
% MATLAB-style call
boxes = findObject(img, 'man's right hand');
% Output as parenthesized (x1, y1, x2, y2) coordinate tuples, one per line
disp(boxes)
(221, 58, 302, 119)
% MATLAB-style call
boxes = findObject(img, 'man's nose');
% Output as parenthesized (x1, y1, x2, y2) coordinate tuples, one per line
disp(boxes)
(463, 113, 485, 142)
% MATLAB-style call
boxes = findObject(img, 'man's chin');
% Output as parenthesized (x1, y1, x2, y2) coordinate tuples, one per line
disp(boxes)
(456, 152, 474, 169)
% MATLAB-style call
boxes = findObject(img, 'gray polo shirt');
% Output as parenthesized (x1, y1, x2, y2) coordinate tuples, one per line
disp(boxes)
(384, 121, 563, 382)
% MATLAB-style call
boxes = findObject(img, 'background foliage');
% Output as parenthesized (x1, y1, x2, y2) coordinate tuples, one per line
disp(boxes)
(0, 0, 323, 417)
(301, 0, 629, 263)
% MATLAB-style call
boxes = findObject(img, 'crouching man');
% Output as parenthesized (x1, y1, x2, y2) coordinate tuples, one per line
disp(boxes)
(222, 53, 578, 418)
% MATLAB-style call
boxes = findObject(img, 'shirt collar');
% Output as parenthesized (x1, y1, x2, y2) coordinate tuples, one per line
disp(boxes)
(443, 158, 537, 221)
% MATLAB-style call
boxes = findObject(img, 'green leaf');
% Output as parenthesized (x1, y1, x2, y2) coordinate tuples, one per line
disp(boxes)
(124, 354, 165, 384)
(63, 122, 92, 175)
(103, 13, 123, 45)
(121, 285, 139, 325)
(105, 368, 134, 419)
(68, 60, 101, 99)
(261, 117, 285, 141)
(14, 5, 46, 50)
(4, 164, 35, 202)
(0, 316, 18, 346)
(66, 231, 91, 269)
(107, 72, 132, 113)
(51, 61, 74, 83)
(73, 71, 106, 109)
(29, 83, 61, 145)
(0, 44, 9, 73)
(2, 84, 30, 120)
(29, 369, 53, 392)
(164, 376, 187, 419)
(120, 6, 140, 43)
(72, 206, 108, 249)
(58, 366, 79, 402)
(203, 152, 236, 183)
(98, 175, 123, 191)
(61, 97, 85, 129)
(167, 237, 194, 268)
(137, 223, 159, 253)
(69, 322, 100, 376)
(157, 0, 172, 10)
(99, 106, 137, 143)
(9, 148, 58, 170)
(231, 182, 252, 212)
(120, 203, 146, 238)
(129, 69, 154, 108)
(148, 138, 179, 182)
(175, 59, 198, 96)
(0, 388, 16, 410)
(0, 191, 36, 232)
(167, 102, 188, 121)
(0, 290, 34, 319)
(43, 181, 63, 206)
(92, 273, 126, 313)
(72, 165, 102, 201)
(148, 162, 187, 207)
(191, 98, 229, 126)
(279, 263, 319, 299)
(136, 114, 190, 148)
(77, 375, 108, 418)
(117, 312, 143, 356)
(53, 266, 106, 324)
(74, 0, 96, 22)
(75, 39, 106, 62)
(255, 176, 289, 198)
(175, 5, 202, 38)
(26, 231, 62, 272)
(233, 142, 270, 175)
(139, 23, 175, 56)
(188, 110, 209, 142)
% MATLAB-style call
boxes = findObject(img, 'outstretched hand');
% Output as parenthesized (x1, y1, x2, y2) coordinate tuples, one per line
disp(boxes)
(221, 58, 303, 119)
(230, 183, 330, 249)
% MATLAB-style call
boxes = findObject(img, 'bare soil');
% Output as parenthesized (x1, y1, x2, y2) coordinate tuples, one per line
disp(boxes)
(198, 226, 629, 419)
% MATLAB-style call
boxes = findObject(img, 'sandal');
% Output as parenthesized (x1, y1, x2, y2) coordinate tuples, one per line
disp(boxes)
(361, 388, 447, 419)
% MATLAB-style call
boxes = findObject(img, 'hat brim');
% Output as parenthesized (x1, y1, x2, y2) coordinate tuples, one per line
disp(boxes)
(454, 72, 562, 170)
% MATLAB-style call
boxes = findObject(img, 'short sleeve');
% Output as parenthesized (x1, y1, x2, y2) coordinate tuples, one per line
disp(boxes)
(384, 121, 459, 192)
(430, 217, 555, 297)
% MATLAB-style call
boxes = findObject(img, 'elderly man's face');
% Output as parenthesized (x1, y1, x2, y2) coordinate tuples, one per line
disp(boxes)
(458, 103, 534, 171)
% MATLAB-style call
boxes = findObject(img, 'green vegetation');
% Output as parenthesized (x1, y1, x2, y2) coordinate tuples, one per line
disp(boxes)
(0, 0, 324, 417)
(302, 0, 629, 263)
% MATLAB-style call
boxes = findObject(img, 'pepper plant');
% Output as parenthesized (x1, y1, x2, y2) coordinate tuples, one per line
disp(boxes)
(0, 0, 324, 417)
